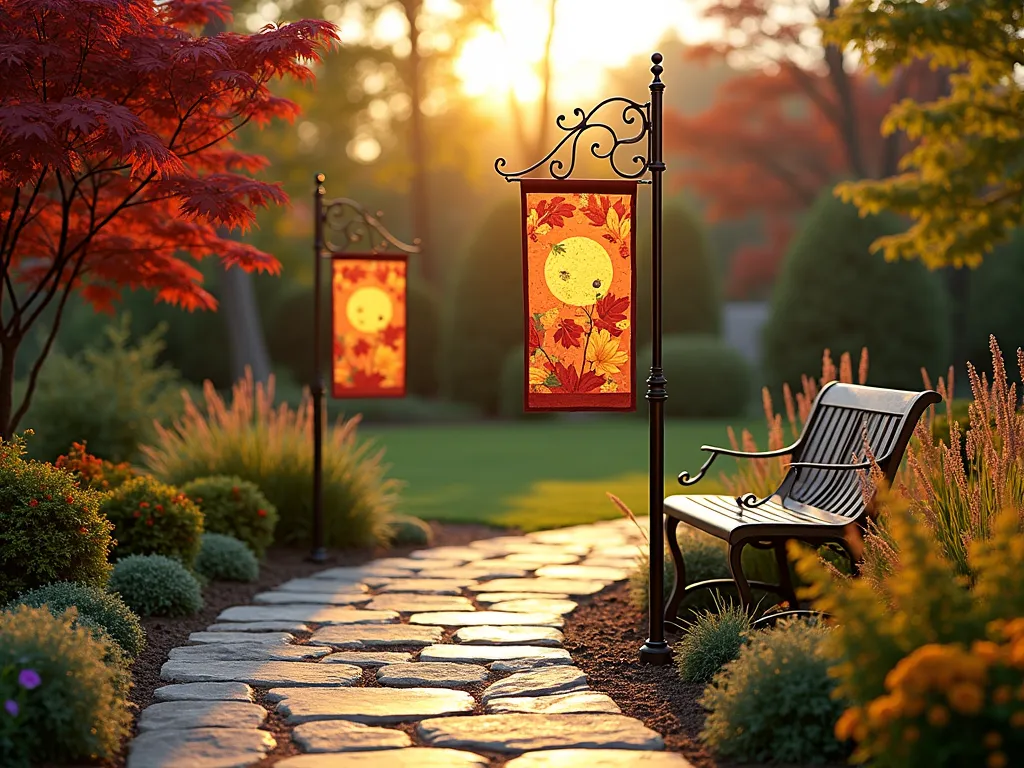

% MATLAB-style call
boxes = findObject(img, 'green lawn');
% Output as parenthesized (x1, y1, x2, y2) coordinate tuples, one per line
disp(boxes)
(360, 416, 769, 531)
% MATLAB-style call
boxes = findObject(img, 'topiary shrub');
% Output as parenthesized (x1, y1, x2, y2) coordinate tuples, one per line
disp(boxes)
(385, 514, 434, 547)
(675, 600, 751, 683)
(141, 371, 395, 549)
(54, 441, 138, 492)
(10, 582, 145, 661)
(181, 475, 277, 558)
(441, 198, 523, 414)
(637, 334, 753, 418)
(194, 533, 259, 583)
(100, 476, 203, 565)
(108, 554, 203, 617)
(21, 314, 187, 463)
(701, 619, 847, 764)
(0, 434, 113, 604)
(635, 200, 721, 345)
(763, 190, 950, 391)
(0, 605, 132, 767)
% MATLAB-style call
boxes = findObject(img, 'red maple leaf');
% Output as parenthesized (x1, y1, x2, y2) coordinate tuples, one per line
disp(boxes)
(333, 338, 344, 359)
(353, 338, 371, 357)
(535, 196, 576, 228)
(381, 324, 404, 349)
(580, 195, 610, 227)
(553, 318, 584, 349)
(595, 293, 630, 336)
(528, 322, 542, 354)
(342, 265, 368, 282)
(351, 368, 385, 390)
(552, 361, 604, 394)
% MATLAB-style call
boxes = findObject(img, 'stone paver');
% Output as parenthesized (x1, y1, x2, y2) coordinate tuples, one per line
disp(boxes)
(137, 701, 268, 732)
(491, 598, 579, 615)
(161, 660, 362, 687)
(206, 621, 311, 634)
(153, 682, 255, 703)
(127, 727, 275, 768)
(377, 662, 489, 688)
(188, 631, 296, 645)
(453, 625, 564, 647)
(276, 748, 489, 767)
(364, 594, 474, 613)
(322, 651, 414, 668)
(269, 687, 476, 724)
(417, 713, 664, 752)
(470, 579, 607, 596)
(505, 750, 693, 767)
(307, 624, 443, 649)
(481, 666, 588, 702)
(410, 611, 563, 627)
(420, 644, 571, 665)
(486, 691, 621, 715)
(291, 720, 412, 752)
(126, 520, 667, 766)
(168, 644, 331, 662)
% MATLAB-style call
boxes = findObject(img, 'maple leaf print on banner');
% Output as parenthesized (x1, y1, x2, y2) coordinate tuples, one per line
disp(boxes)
(331, 256, 408, 398)
(520, 180, 637, 412)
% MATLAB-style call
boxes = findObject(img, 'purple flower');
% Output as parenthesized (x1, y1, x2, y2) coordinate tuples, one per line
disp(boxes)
(4, 700, 17, 717)
(17, 668, 40, 690)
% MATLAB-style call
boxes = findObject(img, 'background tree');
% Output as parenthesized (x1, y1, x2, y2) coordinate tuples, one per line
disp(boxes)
(0, 0, 336, 438)
(828, 0, 1024, 268)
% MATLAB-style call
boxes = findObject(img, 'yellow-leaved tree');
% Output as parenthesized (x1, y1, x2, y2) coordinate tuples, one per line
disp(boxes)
(827, 1, 1024, 268)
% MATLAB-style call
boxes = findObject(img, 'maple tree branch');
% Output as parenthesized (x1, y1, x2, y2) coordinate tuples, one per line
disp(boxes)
(176, 114, 255, 158)
(1, 170, 49, 332)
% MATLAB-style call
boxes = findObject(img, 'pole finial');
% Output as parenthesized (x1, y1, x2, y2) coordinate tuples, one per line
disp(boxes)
(651, 52, 664, 84)
(315, 172, 326, 184)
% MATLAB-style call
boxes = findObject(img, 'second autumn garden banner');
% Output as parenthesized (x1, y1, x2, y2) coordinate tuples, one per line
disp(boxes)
(521, 179, 637, 412)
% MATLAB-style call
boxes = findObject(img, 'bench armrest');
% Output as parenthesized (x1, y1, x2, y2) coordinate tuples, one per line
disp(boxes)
(787, 455, 887, 472)
(678, 442, 799, 487)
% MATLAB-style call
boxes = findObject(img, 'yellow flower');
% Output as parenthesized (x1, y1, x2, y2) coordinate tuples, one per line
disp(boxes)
(373, 345, 402, 385)
(615, 319, 629, 331)
(585, 328, 628, 376)
(529, 366, 550, 385)
(538, 308, 560, 330)
(947, 683, 985, 715)
(527, 208, 551, 238)
(600, 379, 618, 393)
(928, 705, 950, 727)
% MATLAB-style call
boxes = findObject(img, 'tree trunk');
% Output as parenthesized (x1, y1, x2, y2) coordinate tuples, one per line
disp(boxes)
(403, 0, 433, 287)
(534, 0, 558, 158)
(0, 340, 16, 440)
(825, 0, 867, 178)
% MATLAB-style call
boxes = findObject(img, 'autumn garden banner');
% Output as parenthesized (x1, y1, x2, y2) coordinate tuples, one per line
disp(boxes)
(521, 179, 637, 411)
(331, 256, 407, 398)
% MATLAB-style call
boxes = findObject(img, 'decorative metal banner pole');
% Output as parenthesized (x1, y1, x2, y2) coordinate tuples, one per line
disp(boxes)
(310, 172, 420, 562)
(495, 54, 672, 664)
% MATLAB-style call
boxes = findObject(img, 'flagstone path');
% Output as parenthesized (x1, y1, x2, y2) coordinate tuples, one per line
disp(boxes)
(127, 519, 692, 768)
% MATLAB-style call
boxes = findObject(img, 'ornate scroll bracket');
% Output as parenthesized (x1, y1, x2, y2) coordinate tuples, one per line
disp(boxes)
(316, 177, 420, 257)
(494, 96, 652, 182)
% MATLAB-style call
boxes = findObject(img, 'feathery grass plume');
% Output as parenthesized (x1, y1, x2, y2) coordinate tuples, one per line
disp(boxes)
(141, 369, 398, 549)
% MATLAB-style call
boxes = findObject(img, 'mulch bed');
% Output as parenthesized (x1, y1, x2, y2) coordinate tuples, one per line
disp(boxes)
(96, 521, 511, 768)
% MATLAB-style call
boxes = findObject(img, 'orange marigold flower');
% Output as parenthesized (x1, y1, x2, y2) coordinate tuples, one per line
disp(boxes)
(994, 686, 1013, 706)
(973, 641, 1003, 664)
(928, 705, 950, 727)
(835, 708, 863, 742)
(1010, 711, 1024, 728)
(65, 496, 73, 503)
(867, 695, 902, 725)
(948, 683, 986, 715)
(139, 502, 149, 508)
(984, 732, 1003, 750)
(988, 752, 1008, 768)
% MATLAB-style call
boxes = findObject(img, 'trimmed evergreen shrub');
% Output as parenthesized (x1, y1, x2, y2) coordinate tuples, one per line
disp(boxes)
(181, 475, 277, 558)
(635, 200, 721, 345)
(637, 334, 752, 418)
(763, 190, 950, 391)
(0, 605, 132, 767)
(675, 601, 751, 683)
(386, 514, 434, 547)
(0, 434, 113, 604)
(100, 476, 204, 565)
(108, 554, 203, 617)
(701, 620, 847, 764)
(441, 198, 523, 414)
(194, 533, 259, 583)
(11, 582, 145, 660)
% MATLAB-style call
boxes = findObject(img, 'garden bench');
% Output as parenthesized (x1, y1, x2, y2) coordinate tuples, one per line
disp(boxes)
(664, 382, 940, 622)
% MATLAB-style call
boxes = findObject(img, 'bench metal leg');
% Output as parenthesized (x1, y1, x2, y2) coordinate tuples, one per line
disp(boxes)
(727, 542, 755, 613)
(664, 516, 686, 624)
(773, 539, 798, 608)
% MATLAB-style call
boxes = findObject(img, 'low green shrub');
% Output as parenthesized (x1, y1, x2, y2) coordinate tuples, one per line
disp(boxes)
(181, 476, 276, 558)
(637, 335, 752, 419)
(386, 514, 434, 547)
(701, 620, 847, 764)
(21, 314, 186, 463)
(0, 434, 113, 604)
(194, 534, 259, 583)
(142, 372, 397, 549)
(0, 605, 131, 767)
(108, 555, 203, 617)
(675, 600, 751, 683)
(10, 582, 145, 661)
(100, 476, 203, 565)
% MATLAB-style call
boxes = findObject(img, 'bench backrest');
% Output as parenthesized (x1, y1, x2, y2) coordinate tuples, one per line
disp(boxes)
(779, 382, 941, 519)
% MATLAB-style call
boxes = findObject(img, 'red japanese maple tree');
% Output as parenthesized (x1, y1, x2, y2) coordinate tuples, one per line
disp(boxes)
(0, 0, 336, 438)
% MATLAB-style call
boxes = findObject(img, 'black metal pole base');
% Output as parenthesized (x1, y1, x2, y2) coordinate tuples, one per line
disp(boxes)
(638, 639, 673, 665)
(308, 547, 328, 564)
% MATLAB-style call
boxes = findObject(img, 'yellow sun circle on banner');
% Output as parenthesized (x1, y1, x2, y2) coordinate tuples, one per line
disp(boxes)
(544, 236, 614, 306)
(346, 286, 393, 333)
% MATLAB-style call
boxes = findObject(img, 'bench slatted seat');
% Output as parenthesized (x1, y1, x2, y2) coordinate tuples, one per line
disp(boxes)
(663, 382, 940, 621)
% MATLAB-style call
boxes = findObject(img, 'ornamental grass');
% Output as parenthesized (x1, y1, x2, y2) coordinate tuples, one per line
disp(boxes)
(141, 369, 397, 549)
